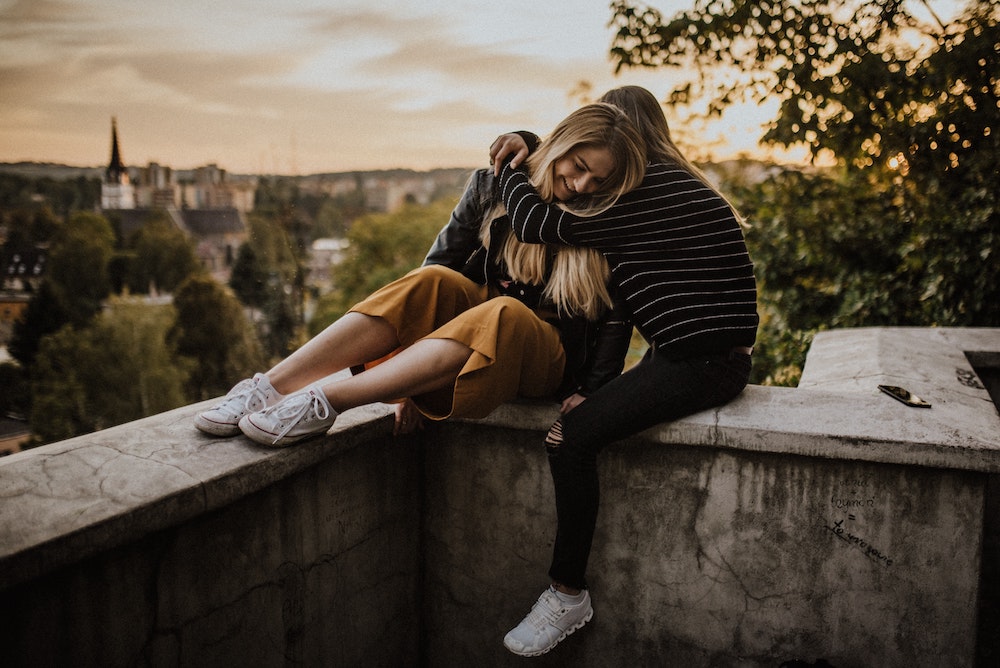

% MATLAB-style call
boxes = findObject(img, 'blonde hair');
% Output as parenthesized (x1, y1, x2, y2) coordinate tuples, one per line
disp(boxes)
(485, 103, 646, 319)
(599, 86, 745, 225)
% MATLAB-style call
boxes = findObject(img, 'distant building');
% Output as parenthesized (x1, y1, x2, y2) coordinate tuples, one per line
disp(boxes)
(0, 416, 30, 457)
(307, 238, 349, 295)
(2, 248, 45, 293)
(98, 118, 253, 283)
(0, 248, 46, 345)
(101, 117, 136, 210)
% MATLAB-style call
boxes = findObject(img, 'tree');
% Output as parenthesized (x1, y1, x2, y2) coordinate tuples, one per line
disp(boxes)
(0, 362, 29, 419)
(28, 299, 189, 445)
(231, 214, 304, 358)
(310, 198, 456, 334)
(0, 206, 62, 250)
(8, 280, 68, 368)
(46, 211, 116, 324)
(609, 0, 1000, 382)
(611, 1, 998, 165)
(229, 243, 269, 310)
(126, 214, 203, 294)
(170, 275, 266, 400)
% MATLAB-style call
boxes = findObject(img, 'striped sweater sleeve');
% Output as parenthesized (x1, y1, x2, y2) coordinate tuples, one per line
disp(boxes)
(498, 160, 759, 356)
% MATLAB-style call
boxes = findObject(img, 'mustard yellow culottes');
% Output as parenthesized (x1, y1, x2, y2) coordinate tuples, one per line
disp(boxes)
(349, 265, 565, 420)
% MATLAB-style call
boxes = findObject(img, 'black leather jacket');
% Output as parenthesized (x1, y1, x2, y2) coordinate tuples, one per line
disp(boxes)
(423, 168, 632, 399)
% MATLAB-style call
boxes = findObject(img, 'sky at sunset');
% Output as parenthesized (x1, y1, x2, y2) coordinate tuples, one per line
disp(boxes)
(0, 0, 963, 175)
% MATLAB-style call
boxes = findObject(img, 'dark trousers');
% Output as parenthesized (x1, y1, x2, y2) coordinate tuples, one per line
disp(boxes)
(546, 346, 752, 590)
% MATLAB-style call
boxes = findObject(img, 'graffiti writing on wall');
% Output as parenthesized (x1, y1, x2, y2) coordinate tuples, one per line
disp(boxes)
(823, 517, 894, 568)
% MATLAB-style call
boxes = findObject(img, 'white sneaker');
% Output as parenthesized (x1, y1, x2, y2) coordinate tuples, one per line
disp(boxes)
(195, 373, 281, 436)
(503, 587, 593, 656)
(238, 385, 337, 447)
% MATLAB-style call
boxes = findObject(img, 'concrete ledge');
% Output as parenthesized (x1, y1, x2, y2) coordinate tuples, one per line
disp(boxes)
(472, 326, 1000, 473)
(2, 328, 998, 594)
(0, 399, 399, 593)
(0, 327, 997, 666)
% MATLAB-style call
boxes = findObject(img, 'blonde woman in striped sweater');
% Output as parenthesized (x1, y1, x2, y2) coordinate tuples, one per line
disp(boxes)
(496, 86, 759, 657)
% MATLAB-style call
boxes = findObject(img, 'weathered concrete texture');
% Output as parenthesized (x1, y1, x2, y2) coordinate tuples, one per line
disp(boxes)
(0, 404, 422, 667)
(0, 395, 395, 592)
(423, 422, 984, 668)
(0, 327, 997, 667)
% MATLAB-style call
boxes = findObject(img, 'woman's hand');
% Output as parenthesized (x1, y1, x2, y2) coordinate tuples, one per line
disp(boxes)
(560, 393, 587, 415)
(490, 133, 530, 176)
(394, 398, 425, 436)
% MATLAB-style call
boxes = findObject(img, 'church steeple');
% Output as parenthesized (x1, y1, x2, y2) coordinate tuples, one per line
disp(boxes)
(105, 117, 128, 184)
(101, 116, 135, 209)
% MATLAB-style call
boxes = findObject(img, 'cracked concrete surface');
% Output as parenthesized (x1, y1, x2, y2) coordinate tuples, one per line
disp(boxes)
(0, 327, 997, 666)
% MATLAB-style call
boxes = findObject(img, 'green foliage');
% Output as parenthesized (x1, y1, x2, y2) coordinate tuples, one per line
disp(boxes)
(8, 280, 67, 368)
(229, 243, 269, 309)
(309, 198, 458, 334)
(737, 167, 912, 330)
(126, 214, 203, 293)
(1, 206, 62, 248)
(46, 211, 116, 325)
(170, 275, 266, 400)
(611, 1, 998, 163)
(231, 214, 304, 358)
(28, 298, 189, 445)
(241, 214, 300, 284)
(252, 177, 314, 259)
(0, 362, 29, 418)
(611, 0, 1000, 384)
(0, 172, 99, 218)
(314, 190, 366, 238)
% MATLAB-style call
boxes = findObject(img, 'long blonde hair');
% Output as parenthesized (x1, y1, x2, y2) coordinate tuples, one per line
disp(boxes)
(486, 103, 646, 319)
(599, 86, 745, 224)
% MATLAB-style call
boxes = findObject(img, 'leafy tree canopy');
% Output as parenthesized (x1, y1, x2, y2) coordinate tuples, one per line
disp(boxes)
(127, 215, 202, 294)
(46, 211, 116, 324)
(170, 274, 266, 399)
(609, 0, 1000, 383)
(29, 298, 188, 445)
(610, 0, 998, 177)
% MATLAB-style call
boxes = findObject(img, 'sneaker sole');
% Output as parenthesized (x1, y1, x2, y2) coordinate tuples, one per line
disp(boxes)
(238, 415, 325, 448)
(194, 415, 243, 437)
(504, 607, 593, 657)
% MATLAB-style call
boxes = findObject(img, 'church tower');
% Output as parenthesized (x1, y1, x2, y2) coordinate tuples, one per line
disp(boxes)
(101, 117, 135, 210)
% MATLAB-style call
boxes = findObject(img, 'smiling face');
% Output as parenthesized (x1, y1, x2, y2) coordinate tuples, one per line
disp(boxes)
(551, 145, 617, 202)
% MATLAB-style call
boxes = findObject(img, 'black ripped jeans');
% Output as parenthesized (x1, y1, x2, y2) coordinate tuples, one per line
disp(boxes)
(546, 346, 752, 590)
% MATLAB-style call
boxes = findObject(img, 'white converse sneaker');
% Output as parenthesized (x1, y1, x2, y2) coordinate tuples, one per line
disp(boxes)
(195, 373, 282, 436)
(238, 385, 337, 447)
(503, 587, 593, 656)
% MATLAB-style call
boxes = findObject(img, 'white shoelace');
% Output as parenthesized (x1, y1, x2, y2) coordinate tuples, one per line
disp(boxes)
(525, 590, 565, 630)
(265, 389, 330, 444)
(213, 378, 268, 416)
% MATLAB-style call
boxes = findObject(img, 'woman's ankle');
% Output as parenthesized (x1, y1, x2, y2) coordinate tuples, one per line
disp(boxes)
(551, 581, 581, 596)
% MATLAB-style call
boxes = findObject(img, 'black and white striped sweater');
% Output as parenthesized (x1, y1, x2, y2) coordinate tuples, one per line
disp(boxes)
(499, 160, 759, 359)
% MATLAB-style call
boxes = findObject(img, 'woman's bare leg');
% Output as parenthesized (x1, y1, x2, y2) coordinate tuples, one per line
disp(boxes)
(266, 312, 400, 395)
(318, 338, 471, 413)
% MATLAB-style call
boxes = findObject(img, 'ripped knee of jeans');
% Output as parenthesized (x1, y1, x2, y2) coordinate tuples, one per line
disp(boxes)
(545, 418, 564, 454)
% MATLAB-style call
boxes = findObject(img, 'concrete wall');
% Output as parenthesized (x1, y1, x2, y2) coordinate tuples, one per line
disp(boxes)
(1, 327, 998, 667)
(0, 410, 422, 667)
(424, 418, 985, 667)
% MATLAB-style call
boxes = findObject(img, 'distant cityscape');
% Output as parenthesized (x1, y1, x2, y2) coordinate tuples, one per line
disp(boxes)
(1, 116, 476, 301)
(0, 118, 477, 454)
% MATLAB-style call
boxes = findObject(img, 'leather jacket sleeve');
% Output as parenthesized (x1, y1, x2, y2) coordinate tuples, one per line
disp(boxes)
(581, 302, 632, 394)
(423, 169, 492, 272)
(559, 299, 633, 398)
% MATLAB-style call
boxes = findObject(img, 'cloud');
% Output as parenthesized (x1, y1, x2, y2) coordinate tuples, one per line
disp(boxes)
(0, 0, 91, 31)
(1, 0, 761, 173)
